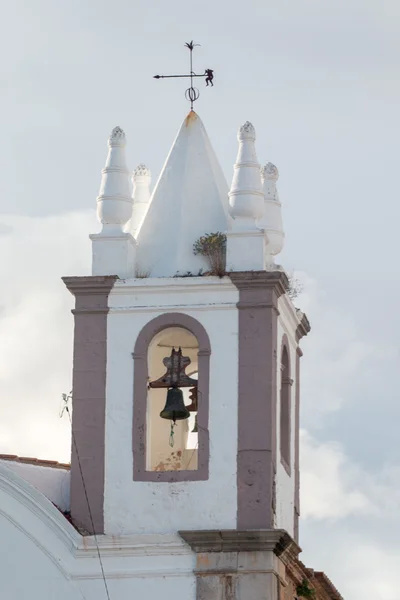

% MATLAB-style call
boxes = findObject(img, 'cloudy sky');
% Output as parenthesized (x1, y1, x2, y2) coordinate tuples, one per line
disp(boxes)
(1, 0, 400, 597)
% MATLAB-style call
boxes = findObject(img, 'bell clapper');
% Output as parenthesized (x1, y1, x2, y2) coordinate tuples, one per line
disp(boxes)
(169, 421, 176, 447)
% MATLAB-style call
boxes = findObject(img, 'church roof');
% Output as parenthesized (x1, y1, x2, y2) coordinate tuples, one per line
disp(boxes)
(0, 453, 70, 469)
(136, 111, 229, 277)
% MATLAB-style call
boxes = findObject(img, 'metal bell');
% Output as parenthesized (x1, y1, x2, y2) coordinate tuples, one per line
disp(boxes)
(191, 414, 198, 433)
(160, 387, 190, 422)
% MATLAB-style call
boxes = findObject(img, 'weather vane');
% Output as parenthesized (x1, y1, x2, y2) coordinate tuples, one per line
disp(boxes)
(153, 41, 214, 110)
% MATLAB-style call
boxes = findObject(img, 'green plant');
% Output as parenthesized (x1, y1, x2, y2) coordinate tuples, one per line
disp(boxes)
(193, 232, 226, 277)
(173, 269, 204, 278)
(296, 579, 316, 598)
(135, 266, 151, 279)
(287, 273, 303, 300)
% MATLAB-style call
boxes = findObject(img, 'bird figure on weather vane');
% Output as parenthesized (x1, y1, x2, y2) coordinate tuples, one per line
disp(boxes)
(153, 41, 214, 110)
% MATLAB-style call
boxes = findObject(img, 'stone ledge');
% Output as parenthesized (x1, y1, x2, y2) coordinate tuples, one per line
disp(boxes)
(179, 529, 296, 556)
(229, 270, 288, 294)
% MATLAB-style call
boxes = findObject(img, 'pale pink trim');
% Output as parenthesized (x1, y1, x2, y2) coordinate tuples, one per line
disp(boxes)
(63, 275, 117, 534)
(280, 335, 292, 476)
(230, 271, 287, 530)
(132, 313, 210, 482)
(294, 346, 301, 542)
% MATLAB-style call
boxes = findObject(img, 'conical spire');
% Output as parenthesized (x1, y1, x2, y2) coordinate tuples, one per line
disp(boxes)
(136, 111, 229, 277)
(126, 164, 152, 238)
(260, 162, 284, 268)
(96, 126, 133, 235)
(228, 122, 264, 231)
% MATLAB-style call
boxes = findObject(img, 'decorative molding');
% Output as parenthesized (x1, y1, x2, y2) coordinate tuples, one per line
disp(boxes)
(73, 533, 192, 559)
(111, 303, 238, 314)
(111, 275, 237, 294)
(295, 311, 311, 341)
(71, 569, 193, 581)
(179, 529, 293, 555)
(230, 270, 288, 294)
(62, 276, 118, 298)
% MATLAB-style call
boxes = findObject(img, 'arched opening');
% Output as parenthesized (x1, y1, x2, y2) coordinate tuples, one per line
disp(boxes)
(133, 313, 210, 482)
(147, 328, 199, 472)
(280, 343, 292, 472)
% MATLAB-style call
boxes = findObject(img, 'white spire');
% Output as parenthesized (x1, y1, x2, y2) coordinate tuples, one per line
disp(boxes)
(90, 127, 136, 278)
(228, 121, 264, 231)
(226, 121, 266, 272)
(259, 162, 284, 268)
(126, 164, 152, 238)
(136, 111, 229, 277)
(96, 126, 133, 235)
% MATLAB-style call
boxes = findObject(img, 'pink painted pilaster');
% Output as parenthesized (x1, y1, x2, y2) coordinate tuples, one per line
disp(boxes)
(62, 275, 117, 534)
(230, 271, 288, 530)
(293, 314, 310, 542)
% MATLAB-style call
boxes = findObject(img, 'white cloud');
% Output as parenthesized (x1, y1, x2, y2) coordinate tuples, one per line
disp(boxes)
(301, 523, 400, 600)
(294, 272, 396, 427)
(300, 430, 376, 520)
(0, 211, 97, 462)
(301, 429, 400, 598)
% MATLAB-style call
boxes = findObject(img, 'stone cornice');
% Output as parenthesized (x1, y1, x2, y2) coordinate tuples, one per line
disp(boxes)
(230, 270, 288, 296)
(112, 275, 236, 295)
(295, 311, 311, 341)
(179, 529, 294, 555)
(62, 275, 118, 297)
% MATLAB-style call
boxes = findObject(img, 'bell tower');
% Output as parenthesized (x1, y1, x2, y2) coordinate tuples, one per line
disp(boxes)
(63, 111, 310, 600)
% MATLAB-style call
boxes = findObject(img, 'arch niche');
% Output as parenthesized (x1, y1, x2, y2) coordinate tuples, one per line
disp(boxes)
(132, 313, 211, 482)
(280, 337, 293, 474)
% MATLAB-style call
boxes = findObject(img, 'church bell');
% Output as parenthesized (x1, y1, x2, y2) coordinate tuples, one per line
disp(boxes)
(160, 387, 190, 422)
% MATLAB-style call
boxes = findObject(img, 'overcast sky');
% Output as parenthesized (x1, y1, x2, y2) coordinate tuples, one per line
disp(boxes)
(1, 1, 400, 598)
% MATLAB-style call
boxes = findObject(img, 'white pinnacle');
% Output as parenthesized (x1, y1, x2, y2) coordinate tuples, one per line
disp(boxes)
(127, 164, 152, 238)
(228, 121, 264, 231)
(96, 126, 133, 235)
(90, 126, 136, 278)
(259, 162, 284, 267)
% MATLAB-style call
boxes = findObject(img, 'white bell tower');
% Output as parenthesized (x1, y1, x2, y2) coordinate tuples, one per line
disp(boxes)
(63, 111, 310, 600)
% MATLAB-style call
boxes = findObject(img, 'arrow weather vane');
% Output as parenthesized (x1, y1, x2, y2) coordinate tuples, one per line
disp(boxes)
(153, 41, 214, 110)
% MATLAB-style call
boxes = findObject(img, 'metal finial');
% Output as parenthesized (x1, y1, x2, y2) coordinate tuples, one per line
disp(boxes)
(153, 41, 214, 110)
